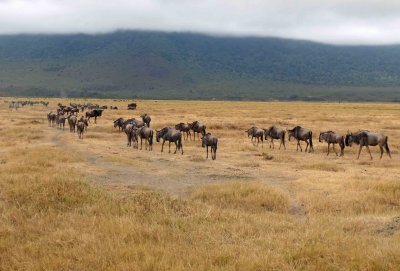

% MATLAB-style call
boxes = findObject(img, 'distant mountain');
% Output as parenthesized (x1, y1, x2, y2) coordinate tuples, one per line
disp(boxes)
(0, 31, 400, 101)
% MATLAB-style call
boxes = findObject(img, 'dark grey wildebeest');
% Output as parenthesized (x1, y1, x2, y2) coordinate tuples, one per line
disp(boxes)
(319, 131, 345, 156)
(47, 112, 57, 127)
(246, 127, 264, 146)
(156, 127, 183, 154)
(264, 126, 286, 150)
(175, 123, 191, 141)
(189, 121, 206, 140)
(345, 130, 391, 160)
(68, 115, 77, 133)
(57, 114, 66, 130)
(70, 107, 80, 115)
(136, 126, 154, 151)
(85, 109, 103, 124)
(113, 118, 125, 132)
(124, 124, 138, 148)
(76, 120, 87, 140)
(140, 113, 151, 127)
(123, 118, 145, 131)
(287, 126, 314, 152)
(202, 133, 218, 160)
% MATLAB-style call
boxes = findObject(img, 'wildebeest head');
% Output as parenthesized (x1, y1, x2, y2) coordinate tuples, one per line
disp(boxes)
(287, 128, 295, 141)
(319, 132, 324, 143)
(345, 131, 353, 146)
(113, 118, 123, 128)
(263, 127, 272, 140)
(155, 128, 163, 142)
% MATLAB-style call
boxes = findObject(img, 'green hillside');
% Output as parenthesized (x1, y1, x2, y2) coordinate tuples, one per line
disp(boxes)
(0, 31, 400, 101)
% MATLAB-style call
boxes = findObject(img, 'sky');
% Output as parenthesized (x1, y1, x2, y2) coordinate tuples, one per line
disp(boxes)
(0, 0, 400, 45)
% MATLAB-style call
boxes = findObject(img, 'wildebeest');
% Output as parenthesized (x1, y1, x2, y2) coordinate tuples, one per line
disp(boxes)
(129, 118, 145, 128)
(47, 112, 57, 127)
(345, 130, 391, 160)
(175, 123, 191, 141)
(189, 121, 206, 140)
(319, 131, 345, 156)
(57, 114, 66, 130)
(136, 126, 154, 151)
(113, 118, 125, 132)
(140, 113, 151, 127)
(128, 103, 137, 110)
(156, 127, 183, 154)
(202, 133, 218, 160)
(264, 126, 286, 150)
(287, 126, 314, 152)
(76, 117, 88, 140)
(85, 109, 103, 124)
(9, 101, 20, 110)
(246, 127, 264, 146)
(124, 124, 138, 147)
(70, 107, 80, 115)
(68, 115, 77, 133)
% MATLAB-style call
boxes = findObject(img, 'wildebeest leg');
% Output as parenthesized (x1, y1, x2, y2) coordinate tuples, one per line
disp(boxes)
(140, 137, 143, 150)
(94, 116, 97, 124)
(379, 146, 384, 159)
(357, 145, 363, 159)
(161, 140, 165, 152)
(366, 146, 373, 160)
(206, 146, 209, 159)
(340, 143, 344, 157)
(305, 140, 309, 152)
(271, 139, 275, 149)
(212, 146, 216, 160)
(169, 141, 171, 153)
(333, 144, 338, 156)
(326, 143, 330, 156)
(174, 141, 178, 154)
(126, 133, 131, 147)
(385, 142, 392, 158)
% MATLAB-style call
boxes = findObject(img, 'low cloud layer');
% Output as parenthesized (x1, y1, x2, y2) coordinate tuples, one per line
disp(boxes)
(0, 0, 399, 45)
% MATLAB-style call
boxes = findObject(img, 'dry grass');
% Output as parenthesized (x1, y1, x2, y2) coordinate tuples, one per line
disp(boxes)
(1, 99, 400, 270)
(190, 181, 289, 213)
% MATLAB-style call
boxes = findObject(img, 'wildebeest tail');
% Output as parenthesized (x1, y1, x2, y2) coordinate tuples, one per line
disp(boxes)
(309, 131, 313, 149)
(177, 134, 183, 150)
(384, 136, 391, 157)
(149, 130, 153, 145)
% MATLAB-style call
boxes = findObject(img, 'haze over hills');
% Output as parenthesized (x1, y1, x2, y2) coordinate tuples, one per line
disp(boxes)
(0, 31, 400, 101)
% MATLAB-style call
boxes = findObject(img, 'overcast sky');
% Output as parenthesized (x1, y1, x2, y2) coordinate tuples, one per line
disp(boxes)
(0, 0, 400, 45)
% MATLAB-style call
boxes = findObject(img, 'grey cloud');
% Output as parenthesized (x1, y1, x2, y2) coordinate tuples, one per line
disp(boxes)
(0, 0, 399, 45)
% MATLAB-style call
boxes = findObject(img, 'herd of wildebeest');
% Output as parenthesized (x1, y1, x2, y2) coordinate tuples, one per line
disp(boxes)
(39, 101, 395, 161)
(0, 99, 391, 161)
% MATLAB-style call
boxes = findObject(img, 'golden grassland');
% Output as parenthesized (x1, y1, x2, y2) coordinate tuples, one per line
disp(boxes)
(0, 98, 400, 270)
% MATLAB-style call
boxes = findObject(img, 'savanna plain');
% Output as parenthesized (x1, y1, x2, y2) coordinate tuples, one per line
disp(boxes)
(1, 99, 400, 270)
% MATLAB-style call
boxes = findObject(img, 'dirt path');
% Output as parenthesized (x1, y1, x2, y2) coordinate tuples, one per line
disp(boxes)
(46, 125, 305, 216)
